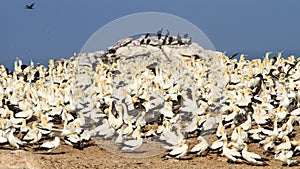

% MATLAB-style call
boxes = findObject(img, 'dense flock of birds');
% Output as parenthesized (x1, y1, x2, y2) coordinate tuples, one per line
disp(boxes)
(0, 58, 91, 153)
(1, 32, 300, 166)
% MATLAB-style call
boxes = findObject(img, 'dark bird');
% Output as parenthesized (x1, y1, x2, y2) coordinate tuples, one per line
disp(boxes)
(229, 52, 240, 59)
(140, 39, 145, 45)
(177, 34, 183, 45)
(187, 37, 192, 45)
(162, 37, 167, 45)
(20, 64, 28, 71)
(146, 38, 151, 45)
(183, 33, 188, 38)
(285, 60, 300, 78)
(25, 3, 35, 9)
(145, 33, 151, 38)
(163, 30, 170, 43)
(165, 30, 170, 37)
(157, 28, 163, 39)
(168, 36, 173, 45)
(108, 48, 116, 54)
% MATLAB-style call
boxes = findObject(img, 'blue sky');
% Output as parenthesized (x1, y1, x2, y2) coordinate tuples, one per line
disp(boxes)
(1, 1, 300, 69)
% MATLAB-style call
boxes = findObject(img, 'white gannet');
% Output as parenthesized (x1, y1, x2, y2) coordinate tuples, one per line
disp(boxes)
(190, 136, 210, 156)
(275, 136, 292, 151)
(222, 140, 243, 163)
(166, 140, 188, 159)
(22, 122, 42, 144)
(121, 132, 143, 151)
(241, 143, 266, 165)
(211, 126, 227, 151)
(240, 114, 252, 131)
(275, 149, 298, 166)
(15, 105, 33, 120)
(38, 137, 60, 153)
(0, 129, 9, 144)
(7, 128, 24, 149)
(6, 110, 23, 125)
(278, 116, 297, 139)
(262, 137, 275, 154)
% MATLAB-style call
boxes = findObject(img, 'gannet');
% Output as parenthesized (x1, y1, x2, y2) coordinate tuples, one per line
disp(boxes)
(216, 114, 224, 138)
(157, 28, 163, 39)
(290, 107, 300, 116)
(274, 106, 287, 122)
(190, 136, 210, 156)
(15, 105, 33, 120)
(25, 3, 35, 10)
(121, 132, 143, 151)
(278, 116, 297, 139)
(0, 129, 9, 144)
(275, 136, 292, 151)
(211, 127, 227, 151)
(38, 137, 60, 153)
(275, 149, 298, 166)
(6, 110, 23, 125)
(262, 137, 275, 154)
(7, 128, 24, 149)
(165, 140, 188, 159)
(42, 127, 81, 137)
(23, 122, 42, 144)
(64, 130, 91, 150)
(222, 140, 243, 163)
(239, 114, 252, 131)
(241, 143, 266, 165)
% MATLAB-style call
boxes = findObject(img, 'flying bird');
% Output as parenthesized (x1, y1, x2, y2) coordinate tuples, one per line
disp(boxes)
(25, 3, 35, 9)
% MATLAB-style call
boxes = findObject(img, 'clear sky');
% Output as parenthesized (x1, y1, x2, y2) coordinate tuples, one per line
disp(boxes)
(1, 0, 300, 69)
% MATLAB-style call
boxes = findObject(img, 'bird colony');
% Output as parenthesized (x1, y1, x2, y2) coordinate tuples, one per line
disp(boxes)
(1, 32, 300, 166)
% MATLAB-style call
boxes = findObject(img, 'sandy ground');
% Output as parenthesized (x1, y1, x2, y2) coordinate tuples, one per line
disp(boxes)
(1, 134, 300, 169)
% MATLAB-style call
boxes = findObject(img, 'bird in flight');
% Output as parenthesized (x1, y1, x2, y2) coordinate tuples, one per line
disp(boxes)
(25, 3, 35, 9)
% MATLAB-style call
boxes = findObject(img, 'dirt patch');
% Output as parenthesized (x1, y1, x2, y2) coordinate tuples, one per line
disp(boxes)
(1, 140, 299, 169)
